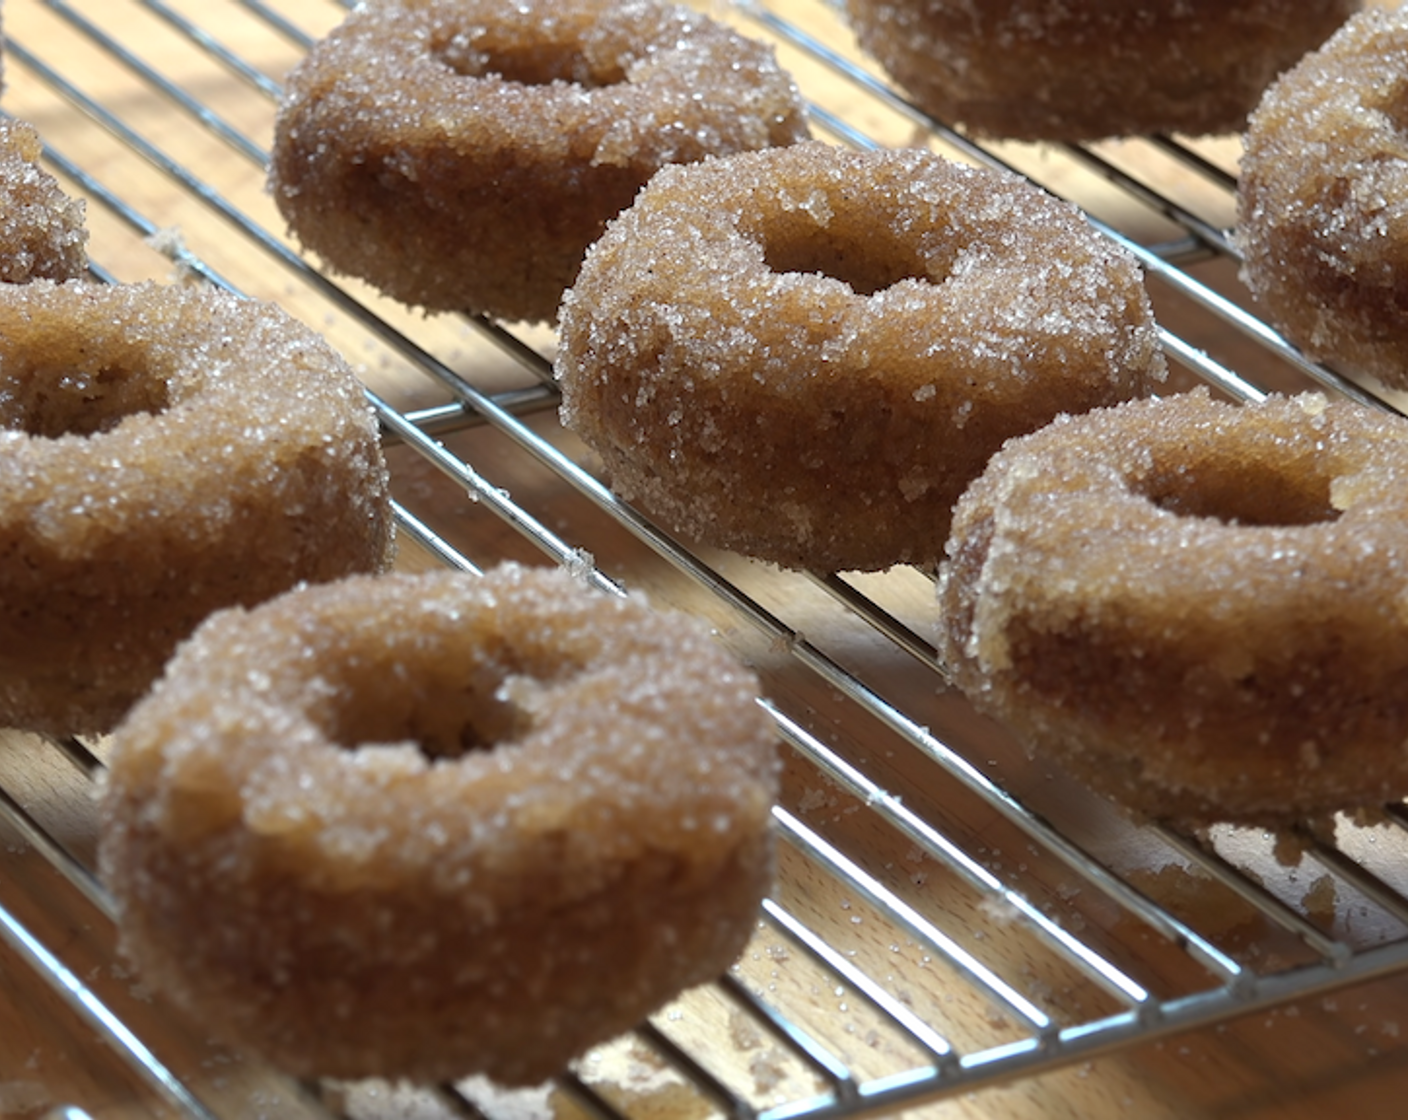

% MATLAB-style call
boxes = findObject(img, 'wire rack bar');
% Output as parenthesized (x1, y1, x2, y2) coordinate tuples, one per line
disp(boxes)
(774, 807, 1055, 1033)
(1055, 141, 1234, 253)
(5, 1, 1408, 1117)
(769, 708, 1180, 998)
(759, 898, 956, 1066)
(0, 784, 112, 920)
(553, 1074, 632, 1120)
(230, 0, 313, 46)
(0, 897, 218, 1120)
(1291, 828, 1408, 932)
(635, 1022, 756, 1120)
(717, 973, 865, 1097)
(1152, 826, 1353, 965)
(40, 0, 268, 164)
(751, 934, 1408, 1120)
(137, 0, 286, 97)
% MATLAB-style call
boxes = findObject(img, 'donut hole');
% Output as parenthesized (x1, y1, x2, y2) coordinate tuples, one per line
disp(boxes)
(325, 654, 547, 761)
(759, 214, 936, 296)
(435, 32, 624, 88)
(1138, 455, 1339, 527)
(3, 362, 171, 440)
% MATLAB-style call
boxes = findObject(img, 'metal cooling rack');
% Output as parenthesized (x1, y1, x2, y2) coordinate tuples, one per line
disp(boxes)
(3, 1, 1408, 1117)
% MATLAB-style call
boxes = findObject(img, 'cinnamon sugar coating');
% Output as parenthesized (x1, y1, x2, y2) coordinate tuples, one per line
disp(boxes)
(0, 280, 393, 735)
(0, 118, 88, 283)
(846, 0, 1360, 140)
(99, 563, 778, 1086)
(269, 0, 809, 324)
(557, 142, 1164, 573)
(938, 389, 1408, 824)
(1237, 6, 1408, 389)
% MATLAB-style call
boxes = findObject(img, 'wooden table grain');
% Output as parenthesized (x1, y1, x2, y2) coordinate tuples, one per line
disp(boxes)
(2, 1, 1407, 1117)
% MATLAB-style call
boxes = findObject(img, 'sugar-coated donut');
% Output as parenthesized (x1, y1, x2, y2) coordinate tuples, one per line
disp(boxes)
(845, 0, 1361, 141)
(0, 280, 393, 735)
(556, 141, 1165, 573)
(0, 118, 88, 283)
(269, 0, 809, 324)
(98, 563, 778, 1086)
(1237, 6, 1408, 390)
(937, 389, 1408, 824)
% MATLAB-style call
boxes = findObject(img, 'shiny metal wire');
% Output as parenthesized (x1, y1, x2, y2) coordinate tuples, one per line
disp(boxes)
(3, 1, 1408, 1117)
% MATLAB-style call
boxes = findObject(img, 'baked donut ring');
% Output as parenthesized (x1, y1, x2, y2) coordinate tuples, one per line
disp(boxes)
(556, 142, 1165, 573)
(0, 117, 88, 283)
(845, 0, 1360, 141)
(98, 563, 778, 1086)
(1237, 6, 1408, 390)
(0, 280, 393, 735)
(937, 389, 1408, 824)
(268, 0, 809, 324)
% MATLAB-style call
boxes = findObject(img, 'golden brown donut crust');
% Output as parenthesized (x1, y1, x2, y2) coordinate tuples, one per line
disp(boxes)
(0, 118, 88, 283)
(98, 563, 778, 1086)
(557, 141, 1165, 573)
(937, 389, 1408, 825)
(845, 0, 1360, 141)
(1237, 7, 1408, 390)
(0, 280, 393, 735)
(269, 0, 809, 324)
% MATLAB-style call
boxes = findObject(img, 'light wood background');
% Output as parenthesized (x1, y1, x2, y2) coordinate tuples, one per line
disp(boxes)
(2, 1, 1408, 1118)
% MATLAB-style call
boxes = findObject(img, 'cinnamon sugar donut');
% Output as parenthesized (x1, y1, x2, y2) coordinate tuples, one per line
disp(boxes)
(557, 142, 1165, 572)
(0, 118, 87, 283)
(0, 280, 393, 735)
(98, 563, 778, 1086)
(845, 0, 1360, 141)
(1237, 6, 1408, 389)
(269, 0, 809, 324)
(937, 389, 1408, 824)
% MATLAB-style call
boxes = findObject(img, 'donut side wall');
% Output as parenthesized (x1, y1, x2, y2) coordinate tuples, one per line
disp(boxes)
(844, 0, 1363, 140)
(5, 1, 1408, 1118)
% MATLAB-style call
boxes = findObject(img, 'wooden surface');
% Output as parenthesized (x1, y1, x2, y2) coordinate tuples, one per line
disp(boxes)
(3, 0, 1408, 1117)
